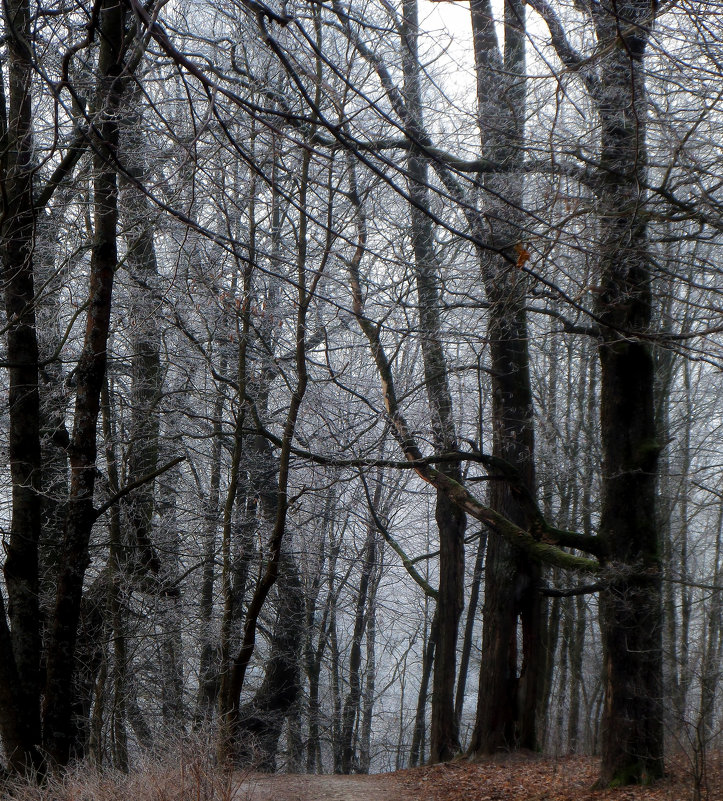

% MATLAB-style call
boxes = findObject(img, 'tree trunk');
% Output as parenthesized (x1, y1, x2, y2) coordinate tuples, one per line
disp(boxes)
(234, 552, 303, 770)
(194, 382, 225, 726)
(401, 0, 466, 763)
(595, 3, 663, 784)
(43, 0, 126, 765)
(0, 0, 43, 774)
(305, 490, 339, 773)
(101, 379, 129, 770)
(469, 0, 541, 754)
(409, 610, 438, 767)
(119, 99, 163, 583)
(359, 564, 379, 774)
(340, 517, 378, 773)
(455, 532, 487, 733)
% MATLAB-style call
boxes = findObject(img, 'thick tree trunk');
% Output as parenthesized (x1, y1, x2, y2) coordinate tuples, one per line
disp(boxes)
(43, 0, 126, 765)
(119, 104, 163, 582)
(0, 0, 43, 774)
(595, 3, 663, 785)
(235, 552, 303, 771)
(469, 0, 541, 754)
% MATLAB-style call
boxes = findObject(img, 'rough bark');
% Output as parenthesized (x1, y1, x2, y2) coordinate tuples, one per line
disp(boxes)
(594, 2, 664, 784)
(469, 0, 541, 755)
(119, 102, 163, 582)
(43, 1, 126, 765)
(235, 552, 304, 771)
(0, 0, 43, 774)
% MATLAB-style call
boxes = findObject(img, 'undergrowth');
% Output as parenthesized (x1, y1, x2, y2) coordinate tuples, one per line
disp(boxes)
(3, 742, 244, 801)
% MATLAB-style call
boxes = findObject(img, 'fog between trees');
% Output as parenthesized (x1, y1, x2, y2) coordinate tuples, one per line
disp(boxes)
(1, 0, 723, 789)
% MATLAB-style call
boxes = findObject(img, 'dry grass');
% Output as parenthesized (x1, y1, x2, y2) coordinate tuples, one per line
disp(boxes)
(3, 744, 243, 801)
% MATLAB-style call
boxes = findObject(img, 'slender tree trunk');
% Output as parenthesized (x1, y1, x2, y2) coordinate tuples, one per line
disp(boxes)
(401, 0, 466, 763)
(697, 504, 723, 741)
(194, 382, 225, 726)
(409, 610, 438, 767)
(567, 594, 586, 753)
(330, 607, 343, 773)
(359, 560, 380, 774)
(157, 466, 185, 732)
(455, 532, 487, 732)
(101, 380, 129, 770)
(306, 491, 339, 773)
(218, 130, 321, 765)
(119, 98, 163, 582)
(340, 516, 378, 773)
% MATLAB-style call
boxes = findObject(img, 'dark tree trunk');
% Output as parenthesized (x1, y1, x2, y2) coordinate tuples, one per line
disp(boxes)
(43, 1, 126, 765)
(359, 556, 380, 774)
(567, 594, 586, 752)
(101, 379, 129, 770)
(340, 519, 378, 773)
(194, 383, 225, 726)
(409, 611, 438, 767)
(469, 0, 541, 755)
(0, 0, 43, 774)
(401, 0, 466, 763)
(235, 553, 304, 771)
(595, 2, 663, 785)
(119, 101, 163, 582)
(305, 492, 339, 773)
(455, 532, 486, 731)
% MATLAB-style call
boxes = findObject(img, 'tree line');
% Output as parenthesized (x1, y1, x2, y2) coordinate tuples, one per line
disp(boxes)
(1, 0, 723, 789)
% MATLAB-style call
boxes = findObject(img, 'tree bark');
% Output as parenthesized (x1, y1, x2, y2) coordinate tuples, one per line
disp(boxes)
(43, 0, 126, 765)
(595, 2, 664, 784)
(401, 0, 466, 763)
(0, 0, 43, 774)
(409, 610, 438, 767)
(455, 532, 487, 732)
(340, 516, 378, 773)
(469, 0, 541, 755)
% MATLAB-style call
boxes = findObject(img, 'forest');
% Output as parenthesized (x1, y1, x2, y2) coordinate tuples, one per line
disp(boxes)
(1, 0, 722, 794)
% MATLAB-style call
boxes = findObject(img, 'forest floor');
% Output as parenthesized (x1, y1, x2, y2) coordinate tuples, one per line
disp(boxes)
(237, 752, 723, 801)
(5, 751, 722, 801)
(395, 752, 723, 801)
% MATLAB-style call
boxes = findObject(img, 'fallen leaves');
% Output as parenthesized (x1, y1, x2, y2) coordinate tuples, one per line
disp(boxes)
(395, 752, 723, 801)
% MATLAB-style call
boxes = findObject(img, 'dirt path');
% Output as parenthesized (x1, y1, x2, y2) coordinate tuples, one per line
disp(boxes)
(234, 772, 414, 801)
